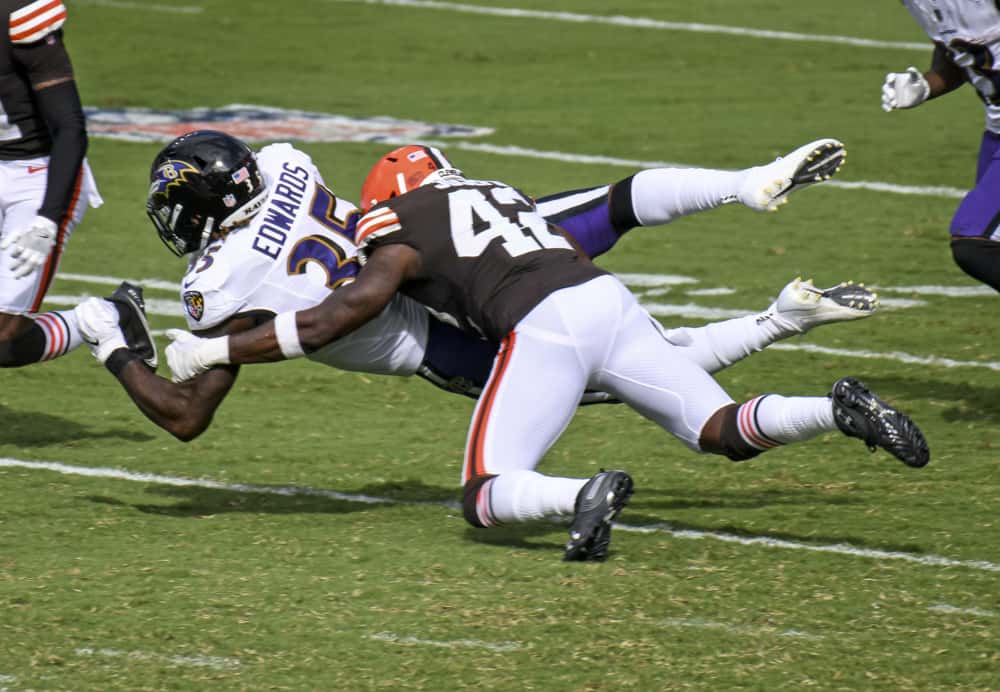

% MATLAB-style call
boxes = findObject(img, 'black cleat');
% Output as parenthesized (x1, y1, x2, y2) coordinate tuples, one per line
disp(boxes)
(564, 470, 634, 562)
(831, 377, 929, 468)
(109, 282, 158, 370)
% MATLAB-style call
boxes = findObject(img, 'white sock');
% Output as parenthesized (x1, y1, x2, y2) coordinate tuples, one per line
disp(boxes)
(736, 395, 836, 450)
(630, 167, 745, 226)
(663, 312, 794, 375)
(34, 310, 83, 361)
(486, 470, 587, 524)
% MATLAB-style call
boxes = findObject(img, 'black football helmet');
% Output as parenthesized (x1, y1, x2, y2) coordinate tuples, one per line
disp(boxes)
(146, 130, 267, 256)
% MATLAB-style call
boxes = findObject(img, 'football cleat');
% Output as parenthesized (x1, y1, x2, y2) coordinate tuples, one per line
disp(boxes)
(109, 282, 158, 370)
(831, 377, 929, 468)
(564, 469, 634, 562)
(738, 138, 846, 212)
(767, 277, 878, 334)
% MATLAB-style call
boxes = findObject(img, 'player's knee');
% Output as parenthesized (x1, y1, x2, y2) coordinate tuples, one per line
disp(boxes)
(699, 404, 762, 462)
(462, 474, 497, 528)
(951, 238, 1000, 293)
(0, 321, 46, 367)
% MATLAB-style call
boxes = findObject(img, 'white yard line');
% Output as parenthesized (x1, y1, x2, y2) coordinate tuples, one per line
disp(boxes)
(76, 0, 204, 13)
(330, 0, 928, 51)
(366, 632, 521, 652)
(407, 140, 969, 200)
(660, 618, 825, 640)
(928, 604, 996, 617)
(769, 342, 1000, 372)
(75, 647, 240, 670)
(3, 458, 998, 574)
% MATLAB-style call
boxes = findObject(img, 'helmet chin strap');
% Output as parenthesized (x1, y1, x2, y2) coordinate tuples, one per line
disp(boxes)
(220, 190, 268, 231)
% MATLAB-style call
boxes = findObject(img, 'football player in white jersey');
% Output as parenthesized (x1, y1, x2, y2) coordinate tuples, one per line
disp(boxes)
(0, 0, 115, 369)
(77, 130, 872, 443)
(883, 0, 1000, 290)
(162, 146, 931, 560)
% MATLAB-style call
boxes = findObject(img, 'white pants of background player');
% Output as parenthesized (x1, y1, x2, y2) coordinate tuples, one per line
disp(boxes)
(463, 274, 836, 526)
(0, 157, 102, 313)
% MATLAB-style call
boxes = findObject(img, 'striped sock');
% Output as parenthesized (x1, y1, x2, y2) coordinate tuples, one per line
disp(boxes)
(33, 310, 83, 361)
(737, 394, 836, 450)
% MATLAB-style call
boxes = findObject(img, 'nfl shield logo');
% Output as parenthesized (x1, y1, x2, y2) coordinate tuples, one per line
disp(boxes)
(222, 193, 237, 208)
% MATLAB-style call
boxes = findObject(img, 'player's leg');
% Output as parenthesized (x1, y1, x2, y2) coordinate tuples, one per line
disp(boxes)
(536, 139, 846, 258)
(459, 287, 636, 560)
(588, 277, 929, 467)
(662, 277, 877, 374)
(0, 166, 86, 367)
(949, 132, 1000, 292)
(460, 329, 591, 529)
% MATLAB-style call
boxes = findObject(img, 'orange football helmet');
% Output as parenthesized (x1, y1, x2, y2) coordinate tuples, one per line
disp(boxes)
(359, 145, 460, 212)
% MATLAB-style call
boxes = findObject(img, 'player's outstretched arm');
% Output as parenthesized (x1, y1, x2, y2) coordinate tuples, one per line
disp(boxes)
(115, 360, 240, 442)
(167, 244, 418, 380)
(77, 298, 249, 441)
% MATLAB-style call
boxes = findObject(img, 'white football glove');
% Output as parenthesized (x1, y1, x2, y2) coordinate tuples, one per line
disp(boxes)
(882, 67, 930, 112)
(165, 328, 230, 382)
(0, 215, 58, 279)
(75, 297, 128, 364)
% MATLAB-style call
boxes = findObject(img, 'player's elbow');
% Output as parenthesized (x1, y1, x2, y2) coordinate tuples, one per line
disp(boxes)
(164, 413, 212, 442)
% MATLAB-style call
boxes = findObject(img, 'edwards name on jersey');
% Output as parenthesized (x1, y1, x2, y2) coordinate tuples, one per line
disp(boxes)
(179, 143, 428, 376)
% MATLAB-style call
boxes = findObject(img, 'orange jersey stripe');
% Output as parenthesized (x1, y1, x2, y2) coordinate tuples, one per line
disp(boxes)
(10, 10, 65, 42)
(10, 0, 63, 27)
(464, 331, 517, 481)
(355, 209, 401, 246)
(31, 167, 81, 313)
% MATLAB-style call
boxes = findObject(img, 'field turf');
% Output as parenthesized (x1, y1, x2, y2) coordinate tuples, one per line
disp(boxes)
(1, 1, 997, 689)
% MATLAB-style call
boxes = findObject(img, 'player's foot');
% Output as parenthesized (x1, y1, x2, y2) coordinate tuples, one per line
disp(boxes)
(109, 282, 158, 369)
(768, 277, 877, 334)
(564, 469, 634, 562)
(738, 138, 846, 212)
(831, 377, 929, 468)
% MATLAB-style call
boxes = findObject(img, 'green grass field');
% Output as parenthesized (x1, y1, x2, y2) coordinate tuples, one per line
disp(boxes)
(1, 1, 998, 689)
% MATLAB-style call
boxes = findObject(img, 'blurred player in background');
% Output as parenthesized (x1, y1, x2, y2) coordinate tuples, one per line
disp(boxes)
(77, 130, 869, 444)
(0, 0, 110, 368)
(152, 143, 930, 561)
(882, 1, 1000, 291)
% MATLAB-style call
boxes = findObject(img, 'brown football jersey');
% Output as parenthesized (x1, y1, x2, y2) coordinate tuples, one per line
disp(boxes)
(0, 0, 71, 160)
(356, 177, 608, 342)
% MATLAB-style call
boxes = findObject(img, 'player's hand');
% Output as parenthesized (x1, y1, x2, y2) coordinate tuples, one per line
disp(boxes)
(165, 328, 229, 382)
(75, 297, 128, 363)
(0, 215, 58, 279)
(882, 67, 930, 112)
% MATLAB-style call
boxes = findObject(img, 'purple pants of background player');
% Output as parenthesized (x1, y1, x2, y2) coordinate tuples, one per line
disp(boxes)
(950, 131, 1000, 292)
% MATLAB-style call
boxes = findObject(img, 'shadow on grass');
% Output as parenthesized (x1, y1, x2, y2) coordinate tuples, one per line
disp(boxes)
(86, 478, 459, 518)
(854, 374, 1000, 424)
(88, 478, 927, 556)
(0, 404, 154, 446)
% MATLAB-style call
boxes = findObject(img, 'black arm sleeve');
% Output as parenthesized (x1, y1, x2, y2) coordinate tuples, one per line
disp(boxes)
(13, 32, 87, 223)
(33, 80, 87, 223)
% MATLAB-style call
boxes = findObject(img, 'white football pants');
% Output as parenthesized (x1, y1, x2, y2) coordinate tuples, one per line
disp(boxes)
(461, 274, 734, 482)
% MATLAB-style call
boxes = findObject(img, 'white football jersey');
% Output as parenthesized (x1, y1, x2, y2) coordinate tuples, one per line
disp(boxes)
(179, 143, 428, 376)
(903, 0, 1000, 132)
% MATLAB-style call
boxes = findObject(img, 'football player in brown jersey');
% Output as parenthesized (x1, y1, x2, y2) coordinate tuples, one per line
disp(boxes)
(160, 146, 929, 561)
(0, 0, 122, 369)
